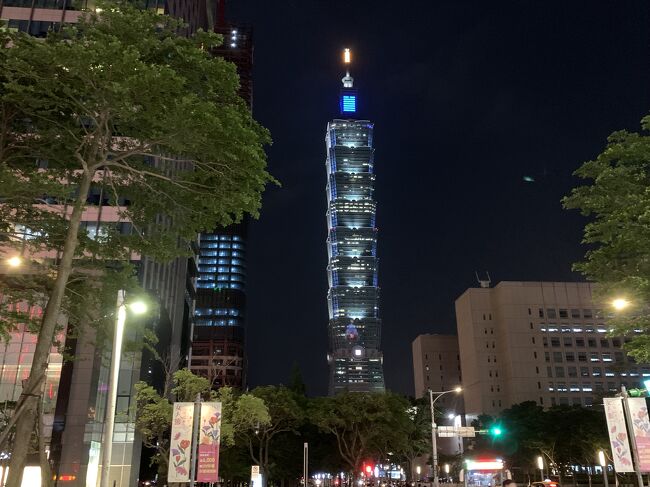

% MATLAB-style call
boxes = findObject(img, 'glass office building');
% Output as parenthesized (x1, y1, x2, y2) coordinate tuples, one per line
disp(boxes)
(190, 222, 247, 388)
(325, 63, 385, 394)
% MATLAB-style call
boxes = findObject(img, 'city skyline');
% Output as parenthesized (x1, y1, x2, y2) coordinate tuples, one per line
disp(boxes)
(230, 0, 650, 396)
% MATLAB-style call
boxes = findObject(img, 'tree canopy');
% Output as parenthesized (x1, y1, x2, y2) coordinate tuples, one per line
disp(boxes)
(310, 392, 411, 475)
(472, 402, 608, 479)
(134, 369, 269, 483)
(0, 4, 273, 484)
(564, 116, 650, 362)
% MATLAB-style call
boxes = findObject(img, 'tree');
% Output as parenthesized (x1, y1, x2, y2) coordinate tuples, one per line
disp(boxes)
(391, 397, 431, 481)
(470, 402, 608, 482)
(310, 392, 409, 477)
(563, 116, 650, 362)
(242, 386, 304, 487)
(134, 369, 269, 483)
(0, 2, 273, 483)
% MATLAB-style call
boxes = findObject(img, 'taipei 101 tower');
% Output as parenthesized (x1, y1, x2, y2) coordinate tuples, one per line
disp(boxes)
(325, 49, 385, 394)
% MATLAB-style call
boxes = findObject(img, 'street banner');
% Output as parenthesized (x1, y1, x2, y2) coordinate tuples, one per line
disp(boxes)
(168, 402, 195, 482)
(197, 402, 222, 482)
(251, 465, 262, 487)
(628, 398, 650, 472)
(604, 398, 634, 472)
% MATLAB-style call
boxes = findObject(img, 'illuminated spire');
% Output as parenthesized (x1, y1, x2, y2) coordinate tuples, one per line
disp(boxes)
(342, 48, 354, 88)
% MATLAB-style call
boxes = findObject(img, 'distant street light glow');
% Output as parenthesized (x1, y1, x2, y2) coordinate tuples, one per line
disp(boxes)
(454, 386, 462, 393)
(612, 298, 630, 310)
(7, 256, 22, 267)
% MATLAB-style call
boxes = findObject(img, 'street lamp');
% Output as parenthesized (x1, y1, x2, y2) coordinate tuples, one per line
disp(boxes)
(99, 291, 147, 487)
(598, 451, 608, 487)
(612, 298, 630, 311)
(6, 256, 22, 268)
(537, 456, 544, 481)
(429, 387, 462, 487)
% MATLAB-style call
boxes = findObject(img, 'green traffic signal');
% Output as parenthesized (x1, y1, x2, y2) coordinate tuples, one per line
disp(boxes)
(628, 388, 647, 398)
(490, 426, 503, 436)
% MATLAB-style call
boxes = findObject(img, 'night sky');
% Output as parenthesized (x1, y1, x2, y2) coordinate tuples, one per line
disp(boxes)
(226, 1, 650, 396)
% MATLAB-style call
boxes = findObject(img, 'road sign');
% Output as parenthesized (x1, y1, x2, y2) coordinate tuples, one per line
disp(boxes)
(437, 426, 475, 437)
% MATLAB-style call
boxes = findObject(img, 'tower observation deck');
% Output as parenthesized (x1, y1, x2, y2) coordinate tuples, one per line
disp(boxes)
(325, 49, 385, 394)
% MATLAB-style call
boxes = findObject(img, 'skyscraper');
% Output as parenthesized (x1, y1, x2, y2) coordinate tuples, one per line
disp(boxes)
(188, 1, 252, 389)
(191, 222, 247, 388)
(325, 50, 385, 394)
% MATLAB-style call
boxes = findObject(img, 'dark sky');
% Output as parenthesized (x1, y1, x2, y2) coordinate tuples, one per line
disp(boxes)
(226, 1, 650, 396)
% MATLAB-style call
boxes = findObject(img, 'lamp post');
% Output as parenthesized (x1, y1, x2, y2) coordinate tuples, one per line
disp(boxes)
(99, 290, 147, 487)
(598, 451, 608, 487)
(537, 456, 544, 481)
(429, 387, 462, 487)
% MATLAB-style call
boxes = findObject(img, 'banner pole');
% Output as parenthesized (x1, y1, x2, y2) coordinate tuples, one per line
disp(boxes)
(190, 393, 202, 487)
(620, 386, 645, 487)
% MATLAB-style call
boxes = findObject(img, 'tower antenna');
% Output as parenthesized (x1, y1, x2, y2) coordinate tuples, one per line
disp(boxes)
(342, 48, 354, 88)
(475, 271, 491, 288)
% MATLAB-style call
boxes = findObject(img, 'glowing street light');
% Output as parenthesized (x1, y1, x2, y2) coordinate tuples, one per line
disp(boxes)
(100, 291, 148, 487)
(6, 256, 22, 267)
(129, 300, 148, 315)
(429, 387, 463, 487)
(612, 298, 630, 311)
(344, 48, 351, 64)
(537, 456, 544, 481)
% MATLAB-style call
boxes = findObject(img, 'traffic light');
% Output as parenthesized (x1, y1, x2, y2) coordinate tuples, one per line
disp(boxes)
(489, 425, 503, 437)
(628, 388, 648, 398)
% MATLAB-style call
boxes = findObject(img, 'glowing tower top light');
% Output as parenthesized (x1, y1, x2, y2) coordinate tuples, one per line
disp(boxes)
(325, 49, 385, 394)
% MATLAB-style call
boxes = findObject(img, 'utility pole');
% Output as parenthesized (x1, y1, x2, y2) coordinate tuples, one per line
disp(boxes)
(304, 443, 309, 487)
(620, 386, 644, 487)
(429, 390, 438, 487)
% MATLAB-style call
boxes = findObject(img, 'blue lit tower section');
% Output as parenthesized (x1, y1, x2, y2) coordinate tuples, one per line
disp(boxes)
(325, 49, 385, 394)
(191, 221, 247, 388)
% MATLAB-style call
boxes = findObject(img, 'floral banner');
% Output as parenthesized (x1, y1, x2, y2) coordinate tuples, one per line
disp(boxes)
(168, 402, 195, 482)
(604, 398, 634, 472)
(197, 402, 222, 483)
(628, 398, 650, 472)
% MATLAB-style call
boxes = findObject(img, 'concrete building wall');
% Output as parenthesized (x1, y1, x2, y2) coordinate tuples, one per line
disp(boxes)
(456, 281, 650, 418)
(412, 334, 461, 400)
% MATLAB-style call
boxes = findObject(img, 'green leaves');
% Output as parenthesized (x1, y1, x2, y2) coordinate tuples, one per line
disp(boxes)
(472, 402, 608, 475)
(133, 370, 270, 483)
(564, 116, 650, 362)
(0, 0, 274, 336)
(310, 392, 412, 472)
